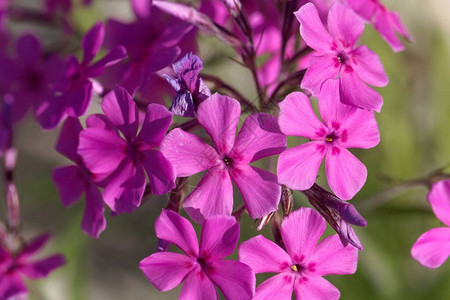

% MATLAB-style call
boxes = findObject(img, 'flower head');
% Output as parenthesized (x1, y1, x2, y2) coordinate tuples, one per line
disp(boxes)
(239, 207, 358, 300)
(139, 209, 255, 300)
(295, 2, 389, 112)
(277, 79, 380, 200)
(161, 93, 286, 222)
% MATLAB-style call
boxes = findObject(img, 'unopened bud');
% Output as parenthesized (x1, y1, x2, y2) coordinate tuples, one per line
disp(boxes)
(280, 185, 293, 216)
(256, 211, 276, 231)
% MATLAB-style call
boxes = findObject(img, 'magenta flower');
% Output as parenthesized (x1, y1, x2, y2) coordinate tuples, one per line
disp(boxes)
(0, 234, 65, 299)
(239, 207, 358, 300)
(78, 86, 176, 214)
(295, 2, 389, 112)
(53, 117, 106, 238)
(139, 209, 255, 299)
(344, 0, 413, 52)
(411, 179, 450, 268)
(277, 79, 380, 200)
(45, 0, 92, 14)
(160, 93, 286, 222)
(35, 21, 127, 129)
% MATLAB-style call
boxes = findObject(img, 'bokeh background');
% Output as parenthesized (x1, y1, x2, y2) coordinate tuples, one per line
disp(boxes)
(4, 0, 450, 299)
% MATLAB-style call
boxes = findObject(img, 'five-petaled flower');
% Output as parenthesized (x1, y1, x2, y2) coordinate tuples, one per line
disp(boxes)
(239, 207, 358, 300)
(161, 93, 286, 223)
(277, 79, 380, 200)
(139, 209, 255, 300)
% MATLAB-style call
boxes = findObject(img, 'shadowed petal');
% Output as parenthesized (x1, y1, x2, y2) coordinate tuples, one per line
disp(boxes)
(20, 255, 66, 279)
(138, 104, 173, 147)
(428, 180, 450, 226)
(0, 273, 27, 299)
(52, 166, 85, 207)
(17, 34, 42, 66)
(180, 266, 218, 300)
(293, 276, 340, 300)
(301, 54, 340, 97)
(55, 117, 83, 162)
(254, 273, 295, 300)
(82, 183, 106, 238)
(411, 227, 450, 269)
(86, 114, 116, 132)
(200, 216, 239, 259)
(86, 46, 127, 78)
(141, 150, 176, 195)
(19, 234, 51, 258)
(82, 22, 104, 65)
(351, 46, 388, 87)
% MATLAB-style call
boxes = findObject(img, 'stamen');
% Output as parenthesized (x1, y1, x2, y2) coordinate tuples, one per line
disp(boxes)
(223, 157, 232, 166)
(326, 137, 333, 142)
(290, 265, 298, 272)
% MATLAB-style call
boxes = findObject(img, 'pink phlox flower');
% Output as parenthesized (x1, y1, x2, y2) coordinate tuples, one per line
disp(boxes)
(35, 21, 127, 129)
(239, 207, 358, 300)
(77, 86, 176, 214)
(160, 93, 286, 223)
(295, 2, 389, 112)
(344, 0, 413, 52)
(277, 79, 380, 200)
(411, 179, 450, 268)
(53, 117, 106, 238)
(139, 209, 255, 300)
(0, 234, 65, 300)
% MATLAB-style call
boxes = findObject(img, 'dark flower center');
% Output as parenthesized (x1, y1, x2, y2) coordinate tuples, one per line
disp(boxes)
(337, 52, 349, 64)
(326, 132, 337, 143)
(223, 156, 232, 166)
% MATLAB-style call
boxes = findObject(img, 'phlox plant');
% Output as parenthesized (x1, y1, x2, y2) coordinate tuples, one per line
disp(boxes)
(0, 0, 448, 300)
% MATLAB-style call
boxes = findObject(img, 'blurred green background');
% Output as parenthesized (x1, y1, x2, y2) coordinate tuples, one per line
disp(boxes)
(6, 0, 450, 299)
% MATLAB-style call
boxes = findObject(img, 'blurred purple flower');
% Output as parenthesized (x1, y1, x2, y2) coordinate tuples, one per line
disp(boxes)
(78, 86, 176, 214)
(139, 209, 255, 299)
(53, 117, 106, 238)
(45, 0, 93, 14)
(0, 234, 65, 299)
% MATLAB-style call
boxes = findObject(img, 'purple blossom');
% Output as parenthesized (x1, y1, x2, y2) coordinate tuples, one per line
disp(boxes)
(344, 0, 413, 52)
(45, 0, 93, 14)
(77, 86, 176, 214)
(411, 179, 450, 268)
(164, 52, 211, 117)
(53, 117, 106, 238)
(277, 79, 380, 200)
(139, 209, 255, 299)
(160, 93, 286, 223)
(239, 207, 358, 300)
(0, 234, 65, 299)
(295, 2, 389, 112)
(35, 21, 127, 129)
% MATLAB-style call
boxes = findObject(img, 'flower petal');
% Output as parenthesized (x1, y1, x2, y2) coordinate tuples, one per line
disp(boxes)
(0, 273, 27, 299)
(155, 209, 199, 257)
(281, 207, 326, 261)
(327, 2, 364, 48)
(301, 54, 340, 97)
(82, 22, 104, 65)
(179, 266, 218, 300)
(351, 45, 388, 87)
(428, 180, 450, 226)
(141, 150, 176, 195)
(197, 93, 240, 155)
(231, 165, 281, 219)
(55, 117, 83, 162)
(81, 183, 106, 238)
(139, 252, 196, 291)
(86, 114, 116, 132)
(239, 235, 292, 274)
(52, 166, 85, 207)
(160, 128, 220, 177)
(138, 104, 173, 147)
(293, 276, 340, 300)
(277, 142, 326, 191)
(17, 34, 42, 66)
(325, 146, 367, 200)
(20, 255, 66, 279)
(254, 273, 295, 300)
(278, 92, 327, 140)
(199, 216, 239, 259)
(411, 227, 450, 269)
(312, 235, 358, 276)
(207, 260, 255, 300)
(231, 113, 286, 163)
(184, 167, 234, 223)
(373, 9, 405, 52)
(86, 46, 127, 78)
(294, 3, 334, 53)
(20, 234, 51, 258)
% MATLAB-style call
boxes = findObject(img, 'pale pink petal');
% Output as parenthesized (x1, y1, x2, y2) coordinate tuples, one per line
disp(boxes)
(155, 209, 199, 257)
(327, 2, 364, 48)
(20, 255, 66, 279)
(138, 104, 173, 147)
(78, 128, 126, 174)
(344, 0, 376, 21)
(101, 86, 139, 138)
(339, 67, 383, 112)
(81, 183, 106, 238)
(55, 117, 83, 162)
(184, 167, 234, 223)
(325, 146, 367, 200)
(373, 9, 404, 52)
(238, 235, 292, 274)
(277, 142, 326, 191)
(207, 260, 255, 300)
(281, 207, 326, 260)
(253, 273, 295, 300)
(278, 92, 327, 140)
(411, 227, 450, 269)
(350, 45, 388, 87)
(294, 3, 334, 53)
(197, 93, 240, 154)
(293, 276, 340, 300)
(312, 235, 358, 276)
(102, 161, 146, 214)
(302, 54, 340, 97)
(139, 252, 196, 291)
(141, 150, 176, 195)
(160, 129, 220, 177)
(230, 113, 286, 163)
(339, 108, 380, 149)
(428, 180, 450, 226)
(389, 11, 414, 42)
(200, 216, 239, 259)
(180, 266, 218, 300)
(230, 165, 281, 219)
(52, 166, 84, 207)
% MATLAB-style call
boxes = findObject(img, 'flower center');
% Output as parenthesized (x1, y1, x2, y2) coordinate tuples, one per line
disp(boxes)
(337, 52, 349, 64)
(325, 132, 337, 143)
(223, 156, 232, 166)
